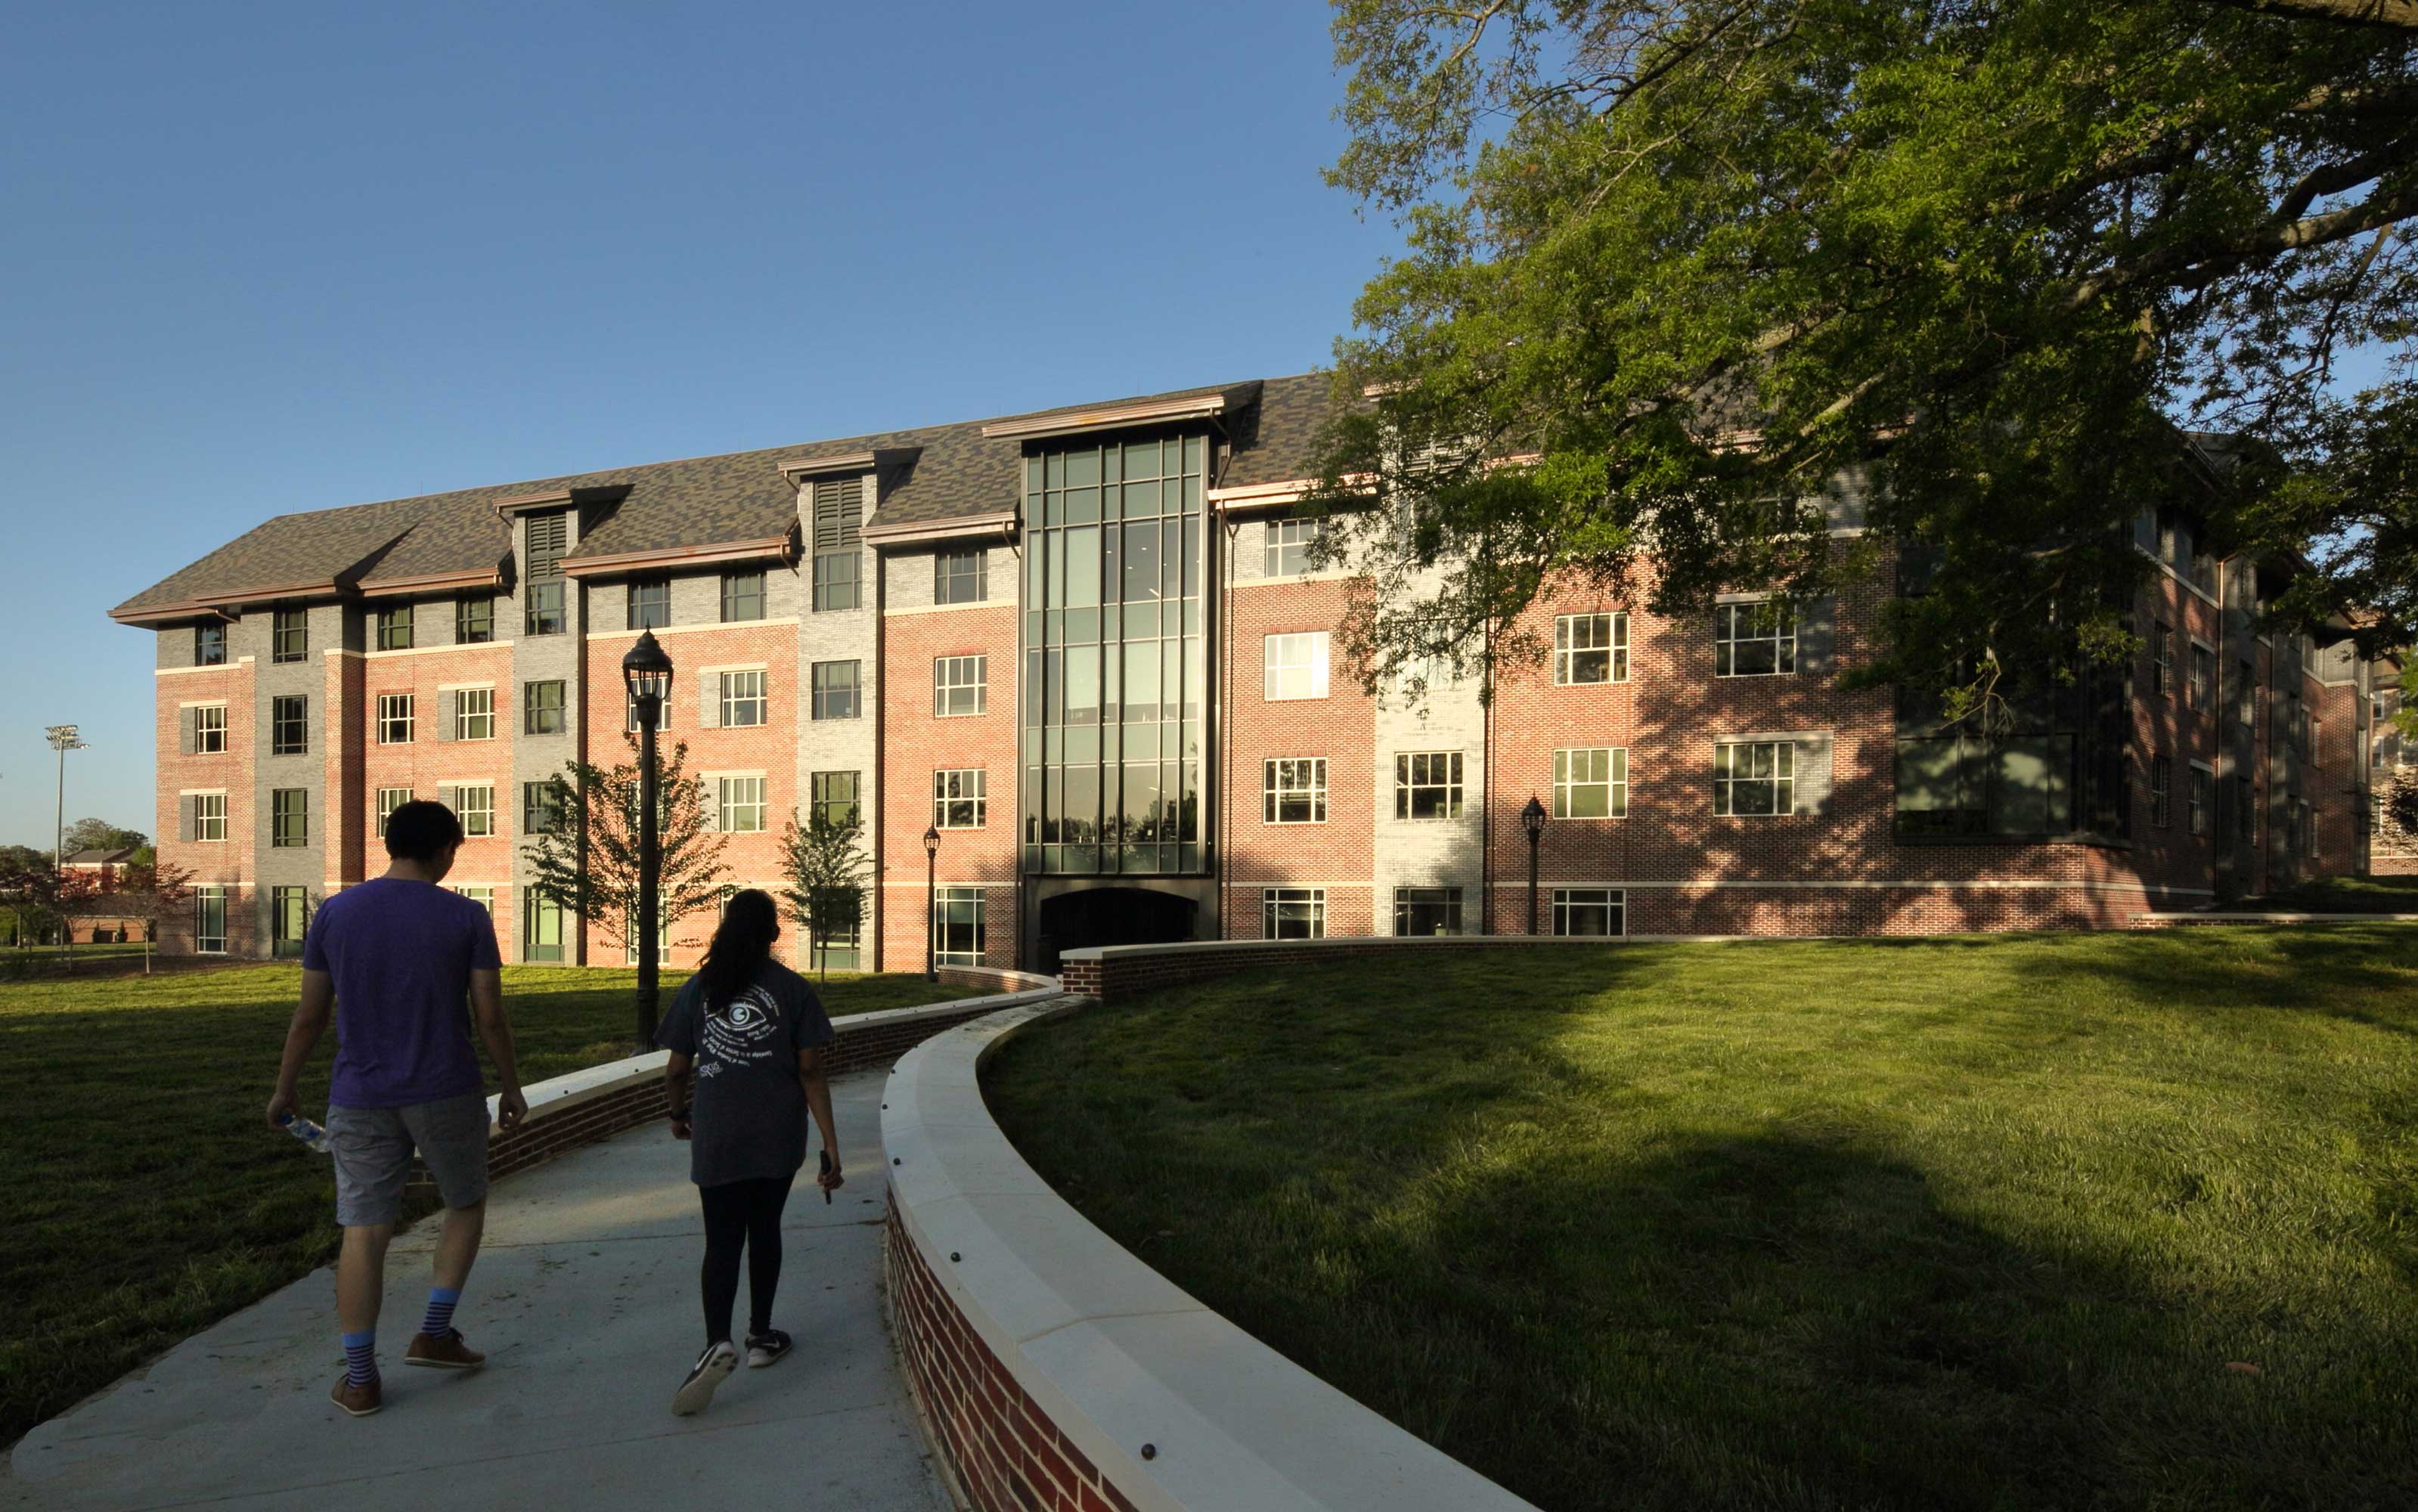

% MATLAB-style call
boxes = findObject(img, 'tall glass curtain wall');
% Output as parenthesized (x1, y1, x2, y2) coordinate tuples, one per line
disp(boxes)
(1022, 432, 1209, 875)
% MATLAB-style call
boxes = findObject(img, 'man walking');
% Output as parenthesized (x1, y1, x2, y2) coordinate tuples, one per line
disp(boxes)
(265, 799, 527, 1418)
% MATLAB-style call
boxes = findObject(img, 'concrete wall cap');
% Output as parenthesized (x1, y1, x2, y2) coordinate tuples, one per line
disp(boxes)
(1057, 932, 1809, 964)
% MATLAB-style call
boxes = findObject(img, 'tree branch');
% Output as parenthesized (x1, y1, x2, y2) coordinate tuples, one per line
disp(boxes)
(2199, 0, 2418, 32)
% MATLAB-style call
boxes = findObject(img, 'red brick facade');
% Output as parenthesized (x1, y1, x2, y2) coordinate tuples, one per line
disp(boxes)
(880, 603, 1021, 972)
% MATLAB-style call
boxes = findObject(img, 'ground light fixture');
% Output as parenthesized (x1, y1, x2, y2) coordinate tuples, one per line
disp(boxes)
(622, 631, 674, 1043)
(1521, 795, 1548, 936)
(923, 824, 941, 982)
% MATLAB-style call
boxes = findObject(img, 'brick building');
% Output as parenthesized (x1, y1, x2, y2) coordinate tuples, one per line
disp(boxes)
(110, 373, 2387, 968)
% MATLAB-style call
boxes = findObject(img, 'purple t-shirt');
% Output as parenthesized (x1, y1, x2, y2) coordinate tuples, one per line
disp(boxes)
(302, 878, 502, 1109)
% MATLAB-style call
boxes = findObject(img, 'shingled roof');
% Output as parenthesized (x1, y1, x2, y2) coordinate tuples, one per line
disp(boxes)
(110, 371, 1355, 621)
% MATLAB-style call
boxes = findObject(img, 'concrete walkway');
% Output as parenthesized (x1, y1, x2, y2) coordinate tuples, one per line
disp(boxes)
(7, 1071, 950, 1511)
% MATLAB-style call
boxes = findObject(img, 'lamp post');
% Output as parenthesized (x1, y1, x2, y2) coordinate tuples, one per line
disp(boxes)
(1521, 795, 1547, 937)
(46, 726, 85, 958)
(922, 825, 941, 982)
(622, 631, 674, 1045)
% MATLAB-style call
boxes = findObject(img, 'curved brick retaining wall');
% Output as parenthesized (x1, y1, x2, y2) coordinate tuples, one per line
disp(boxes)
(880, 997, 1539, 1512)
(1059, 931, 1756, 1003)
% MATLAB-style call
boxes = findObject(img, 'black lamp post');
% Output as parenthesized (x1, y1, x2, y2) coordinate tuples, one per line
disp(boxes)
(1521, 795, 1547, 936)
(622, 631, 674, 1043)
(922, 825, 941, 981)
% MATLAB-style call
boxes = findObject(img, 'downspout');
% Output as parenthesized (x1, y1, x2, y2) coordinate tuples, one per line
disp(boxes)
(871, 525, 887, 972)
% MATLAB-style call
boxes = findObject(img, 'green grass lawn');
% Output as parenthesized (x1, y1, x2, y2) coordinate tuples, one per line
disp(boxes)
(0, 962, 958, 1448)
(2240, 872, 2418, 913)
(985, 930, 2418, 1511)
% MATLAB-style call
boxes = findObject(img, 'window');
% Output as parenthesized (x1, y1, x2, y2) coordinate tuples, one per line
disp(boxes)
(377, 693, 414, 745)
(454, 686, 494, 740)
(935, 655, 987, 717)
(456, 596, 494, 643)
(935, 548, 987, 605)
(522, 891, 565, 962)
(522, 781, 566, 837)
(718, 775, 767, 833)
(195, 622, 226, 666)
(272, 609, 308, 663)
(2310, 717, 2323, 768)
(525, 581, 566, 637)
(625, 686, 671, 734)
(628, 578, 670, 630)
(807, 902, 863, 971)
(376, 787, 411, 837)
(812, 476, 863, 612)
(2188, 644, 2214, 711)
(194, 885, 227, 953)
(271, 887, 308, 959)
(2239, 662, 2255, 726)
(525, 513, 568, 636)
(1393, 887, 1463, 937)
(454, 885, 494, 916)
(271, 696, 308, 755)
(1553, 748, 1628, 819)
(1264, 518, 1322, 578)
(1893, 732, 2075, 838)
(271, 789, 308, 848)
(935, 769, 986, 829)
(1263, 758, 1328, 823)
(811, 661, 859, 720)
(524, 680, 565, 735)
(194, 703, 227, 754)
(375, 604, 414, 651)
(933, 886, 984, 965)
(2237, 776, 2257, 844)
(1263, 888, 1325, 939)
(1713, 741, 1793, 816)
(2187, 767, 2211, 836)
(2150, 755, 2172, 828)
(719, 669, 767, 727)
(722, 569, 767, 622)
(1555, 613, 1628, 685)
(194, 792, 228, 843)
(622, 905, 671, 965)
(455, 784, 494, 838)
(1264, 632, 1331, 701)
(1394, 751, 1465, 820)
(1715, 601, 1795, 677)
(2150, 624, 2173, 696)
(1553, 888, 1626, 937)
(811, 770, 860, 829)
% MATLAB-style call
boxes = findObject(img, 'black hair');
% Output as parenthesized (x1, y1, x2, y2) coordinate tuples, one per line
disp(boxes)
(385, 799, 465, 863)
(699, 889, 780, 1013)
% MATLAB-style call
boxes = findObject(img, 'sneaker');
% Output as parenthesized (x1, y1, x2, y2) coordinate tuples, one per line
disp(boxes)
(405, 1330, 485, 1370)
(746, 1329, 792, 1368)
(330, 1374, 383, 1418)
(671, 1340, 738, 1416)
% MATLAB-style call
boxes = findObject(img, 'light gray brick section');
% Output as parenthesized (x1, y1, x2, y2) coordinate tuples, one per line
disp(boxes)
(1372, 564, 1487, 934)
(882, 541, 1018, 612)
(511, 510, 586, 962)
(249, 604, 343, 950)
(798, 481, 880, 937)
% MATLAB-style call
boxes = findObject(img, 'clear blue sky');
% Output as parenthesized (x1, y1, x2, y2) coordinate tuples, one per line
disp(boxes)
(0, 0, 1396, 847)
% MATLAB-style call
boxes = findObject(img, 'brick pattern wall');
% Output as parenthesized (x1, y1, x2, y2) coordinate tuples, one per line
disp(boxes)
(882, 597, 1021, 971)
(887, 1204, 1138, 1512)
(157, 656, 256, 956)
(359, 642, 518, 952)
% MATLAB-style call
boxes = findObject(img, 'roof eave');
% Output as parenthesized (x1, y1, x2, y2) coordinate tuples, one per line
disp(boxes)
(863, 509, 1019, 547)
(108, 578, 344, 625)
(979, 383, 1262, 442)
(560, 528, 799, 579)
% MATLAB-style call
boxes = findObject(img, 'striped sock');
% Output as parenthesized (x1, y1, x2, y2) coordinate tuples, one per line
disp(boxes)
(342, 1329, 377, 1389)
(420, 1287, 461, 1340)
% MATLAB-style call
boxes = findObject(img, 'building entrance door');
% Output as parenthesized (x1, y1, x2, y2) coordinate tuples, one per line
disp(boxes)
(1036, 887, 1195, 974)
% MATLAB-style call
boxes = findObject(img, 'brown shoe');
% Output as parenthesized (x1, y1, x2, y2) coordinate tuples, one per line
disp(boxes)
(405, 1330, 485, 1370)
(330, 1374, 383, 1417)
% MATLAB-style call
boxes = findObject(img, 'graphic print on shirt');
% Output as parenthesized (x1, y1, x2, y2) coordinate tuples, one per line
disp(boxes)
(695, 987, 783, 1080)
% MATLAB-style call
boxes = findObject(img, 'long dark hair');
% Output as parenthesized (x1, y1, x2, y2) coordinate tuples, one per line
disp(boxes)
(698, 889, 780, 1014)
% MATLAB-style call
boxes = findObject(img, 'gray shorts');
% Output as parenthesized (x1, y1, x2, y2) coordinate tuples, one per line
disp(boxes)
(326, 1093, 491, 1226)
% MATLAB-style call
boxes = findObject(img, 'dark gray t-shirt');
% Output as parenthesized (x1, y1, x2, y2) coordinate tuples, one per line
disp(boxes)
(655, 961, 835, 1188)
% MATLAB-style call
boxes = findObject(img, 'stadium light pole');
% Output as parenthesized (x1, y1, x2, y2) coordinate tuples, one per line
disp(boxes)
(622, 633, 674, 1045)
(46, 726, 85, 958)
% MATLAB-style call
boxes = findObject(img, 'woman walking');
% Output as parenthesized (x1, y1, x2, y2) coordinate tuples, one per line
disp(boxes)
(656, 889, 842, 1415)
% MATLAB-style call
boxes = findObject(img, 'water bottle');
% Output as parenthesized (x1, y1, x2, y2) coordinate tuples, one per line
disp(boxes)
(277, 1111, 333, 1155)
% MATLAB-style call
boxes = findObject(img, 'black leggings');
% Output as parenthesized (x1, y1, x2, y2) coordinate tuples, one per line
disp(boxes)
(698, 1174, 795, 1344)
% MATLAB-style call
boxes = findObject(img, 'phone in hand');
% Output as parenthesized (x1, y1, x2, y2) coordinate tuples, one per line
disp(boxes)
(819, 1147, 833, 1204)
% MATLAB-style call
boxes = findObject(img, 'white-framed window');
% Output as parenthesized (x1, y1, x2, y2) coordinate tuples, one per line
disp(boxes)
(934, 886, 984, 965)
(718, 775, 767, 833)
(1552, 748, 1629, 819)
(194, 885, 227, 953)
(2150, 754, 2172, 828)
(1263, 888, 1325, 939)
(624, 906, 671, 965)
(454, 686, 494, 741)
(453, 885, 494, 915)
(1713, 741, 1793, 816)
(1264, 518, 1323, 578)
(193, 703, 228, 754)
(455, 784, 494, 838)
(1394, 751, 1464, 820)
(1555, 613, 1628, 685)
(377, 692, 414, 744)
(2150, 623, 2174, 696)
(1553, 887, 1626, 937)
(191, 792, 228, 843)
(2187, 764, 2212, 837)
(2187, 643, 2214, 712)
(375, 787, 411, 838)
(935, 655, 987, 717)
(1264, 632, 1330, 701)
(1263, 758, 1328, 823)
(935, 769, 986, 829)
(522, 889, 566, 962)
(719, 669, 767, 728)
(1715, 601, 1796, 677)
(1392, 887, 1462, 937)
(626, 688, 673, 733)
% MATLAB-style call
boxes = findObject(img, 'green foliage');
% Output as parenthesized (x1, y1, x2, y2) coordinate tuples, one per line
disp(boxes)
(520, 734, 731, 956)
(58, 817, 148, 856)
(775, 808, 870, 981)
(1313, 0, 2418, 711)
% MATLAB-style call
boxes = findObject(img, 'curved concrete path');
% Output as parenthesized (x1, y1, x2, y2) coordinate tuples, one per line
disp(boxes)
(6, 1070, 948, 1511)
